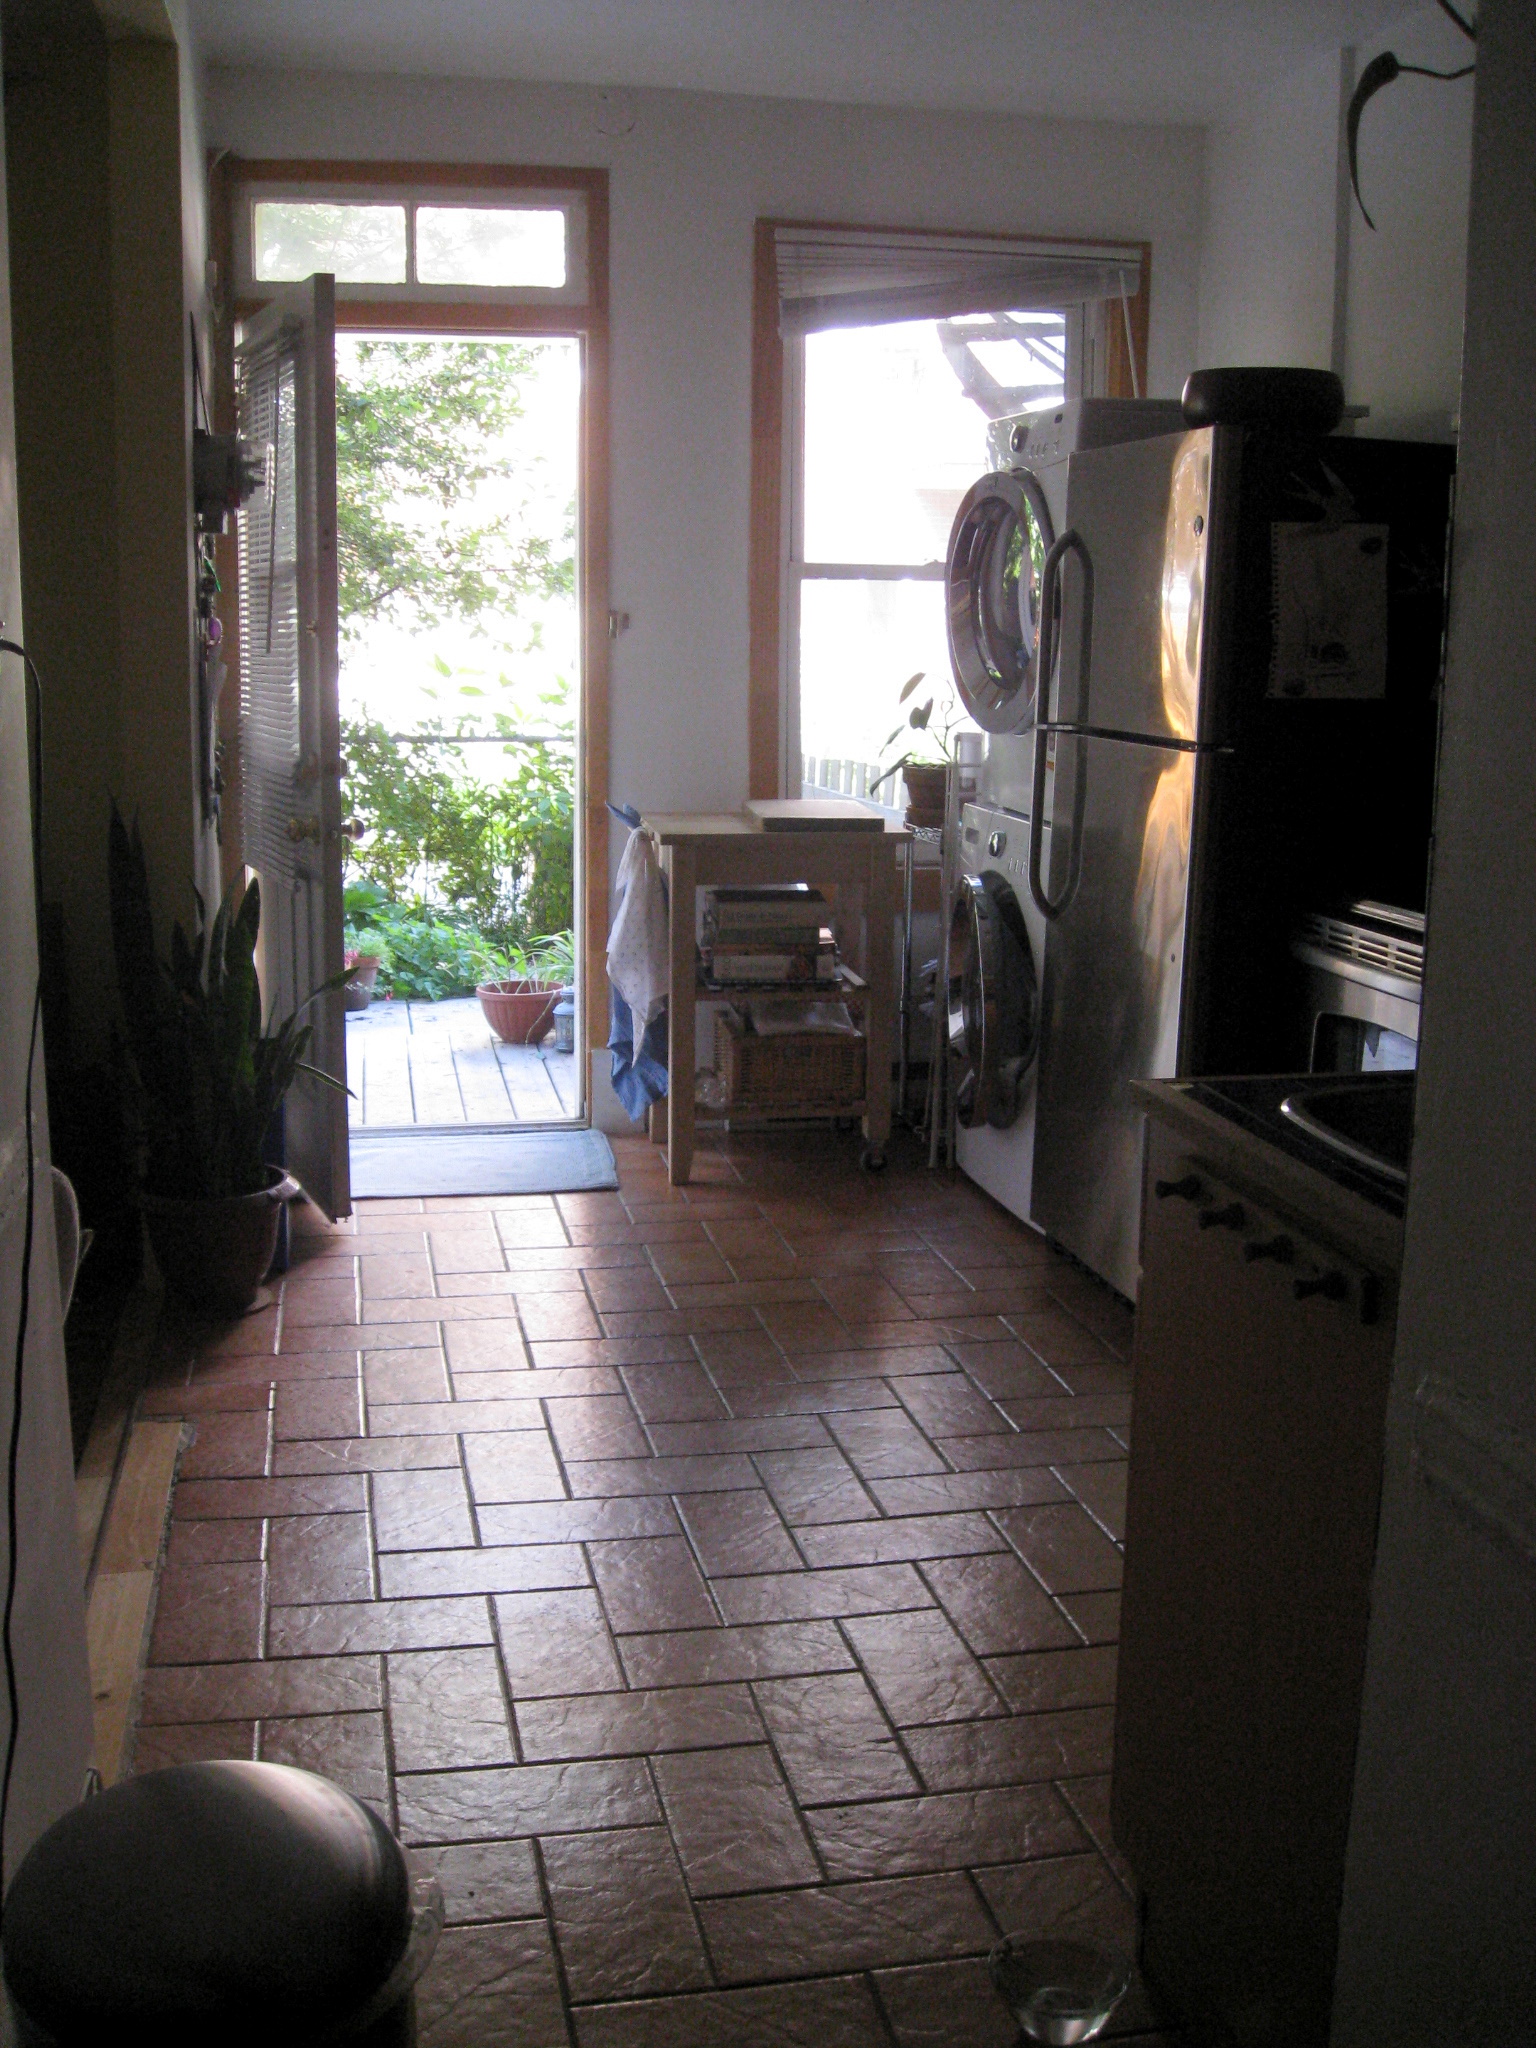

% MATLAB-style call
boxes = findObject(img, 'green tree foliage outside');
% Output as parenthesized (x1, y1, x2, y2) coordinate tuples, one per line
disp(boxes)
(334, 339, 576, 998)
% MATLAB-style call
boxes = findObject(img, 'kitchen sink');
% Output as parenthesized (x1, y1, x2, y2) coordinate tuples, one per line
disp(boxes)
(1279, 1072, 1415, 1186)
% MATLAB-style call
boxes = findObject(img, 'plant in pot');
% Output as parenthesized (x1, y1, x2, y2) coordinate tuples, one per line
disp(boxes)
(476, 928, 574, 1047)
(109, 805, 346, 1316)
(870, 671, 968, 826)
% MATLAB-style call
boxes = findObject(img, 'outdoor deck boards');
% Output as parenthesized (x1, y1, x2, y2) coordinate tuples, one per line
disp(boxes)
(346, 997, 577, 1128)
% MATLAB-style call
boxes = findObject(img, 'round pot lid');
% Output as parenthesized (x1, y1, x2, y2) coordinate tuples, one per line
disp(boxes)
(945, 469, 1056, 734)
(2, 1763, 412, 2047)
(947, 870, 1040, 1130)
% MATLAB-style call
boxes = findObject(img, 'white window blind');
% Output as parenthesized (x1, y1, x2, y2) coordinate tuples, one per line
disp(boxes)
(774, 226, 1143, 337)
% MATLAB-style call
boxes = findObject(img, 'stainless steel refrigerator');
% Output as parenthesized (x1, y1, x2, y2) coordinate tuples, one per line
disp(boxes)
(1023, 424, 1452, 1299)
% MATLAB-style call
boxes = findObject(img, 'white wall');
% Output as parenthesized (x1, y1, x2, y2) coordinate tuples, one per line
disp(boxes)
(1332, 0, 1536, 2034)
(0, 33, 98, 1883)
(1197, 4, 1472, 440)
(204, 70, 1204, 830)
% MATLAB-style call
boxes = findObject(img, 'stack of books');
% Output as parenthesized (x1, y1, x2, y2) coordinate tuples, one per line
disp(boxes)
(702, 886, 839, 987)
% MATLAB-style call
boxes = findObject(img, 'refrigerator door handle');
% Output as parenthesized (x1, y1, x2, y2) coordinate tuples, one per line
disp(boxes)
(1029, 724, 1087, 923)
(1036, 528, 1095, 727)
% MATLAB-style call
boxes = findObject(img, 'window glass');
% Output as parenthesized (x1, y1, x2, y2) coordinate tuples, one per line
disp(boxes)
(797, 579, 955, 780)
(253, 202, 407, 284)
(416, 207, 567, 288)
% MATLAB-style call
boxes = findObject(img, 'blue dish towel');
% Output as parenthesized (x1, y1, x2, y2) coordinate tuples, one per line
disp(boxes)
(609, 982, 669, 1120)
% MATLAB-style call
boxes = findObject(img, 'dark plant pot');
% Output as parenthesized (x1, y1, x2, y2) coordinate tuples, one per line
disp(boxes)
(140, 1170, 300, 1317)
(345, 954, 382, 1014)
(477, 979, 558, 1046)
(903, 761, 949, 827)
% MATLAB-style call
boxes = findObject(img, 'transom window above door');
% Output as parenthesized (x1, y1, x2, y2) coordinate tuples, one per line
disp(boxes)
(233, 181, 590, 305)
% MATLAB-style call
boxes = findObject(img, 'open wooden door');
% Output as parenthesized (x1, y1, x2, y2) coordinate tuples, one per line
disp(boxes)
(235, 274, 350, 1218)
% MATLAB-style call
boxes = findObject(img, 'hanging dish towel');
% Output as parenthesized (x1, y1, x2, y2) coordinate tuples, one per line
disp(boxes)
(608, 983, 669, 1120)
(607, 826, 670, 1029)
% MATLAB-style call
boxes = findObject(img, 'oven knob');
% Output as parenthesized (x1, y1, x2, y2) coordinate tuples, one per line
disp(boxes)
(1244, 1234, 1296, 1264)
(1010, 424, 1028, 453)
(988, 830, 1007, 857)
(1197, 1202, 1246, 1231)
(1295, 1270, 1349, 1302)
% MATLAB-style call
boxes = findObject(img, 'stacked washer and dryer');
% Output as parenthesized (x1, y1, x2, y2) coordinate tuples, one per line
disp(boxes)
(943, 400, 1182, 1244)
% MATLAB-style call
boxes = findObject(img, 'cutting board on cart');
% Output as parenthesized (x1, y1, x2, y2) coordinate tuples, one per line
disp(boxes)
(743, 799, 885, 832)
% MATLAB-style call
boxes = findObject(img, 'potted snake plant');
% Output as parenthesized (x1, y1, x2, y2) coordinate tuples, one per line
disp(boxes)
(109, 805, 345, 1314)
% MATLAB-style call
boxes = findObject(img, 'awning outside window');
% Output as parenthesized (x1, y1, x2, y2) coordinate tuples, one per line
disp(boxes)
(774, 226, 1143, 336)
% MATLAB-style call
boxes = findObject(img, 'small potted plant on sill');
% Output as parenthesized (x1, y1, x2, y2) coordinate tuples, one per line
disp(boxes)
(476, 928, 574, 1046)
(870, 671, 966, 828)
(109, 804, 346, 1315)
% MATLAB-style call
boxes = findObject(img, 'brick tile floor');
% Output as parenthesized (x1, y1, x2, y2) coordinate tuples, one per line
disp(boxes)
(130, 1130, 1182, 2045)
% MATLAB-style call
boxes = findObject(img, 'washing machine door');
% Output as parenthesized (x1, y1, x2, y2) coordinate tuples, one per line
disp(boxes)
(945, 468, 1056, 734)
(947, 870, 1041, 1129)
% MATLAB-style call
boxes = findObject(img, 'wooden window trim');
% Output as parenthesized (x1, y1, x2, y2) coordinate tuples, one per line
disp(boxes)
(748, 217, 1151, 800)
(209, 156, 611, 1060)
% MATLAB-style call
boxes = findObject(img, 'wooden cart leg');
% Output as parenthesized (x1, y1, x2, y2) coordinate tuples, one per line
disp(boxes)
(860, 839, 897, 1170)
(666, 844, 697, 1185)
(648, 1100, 666, 1144)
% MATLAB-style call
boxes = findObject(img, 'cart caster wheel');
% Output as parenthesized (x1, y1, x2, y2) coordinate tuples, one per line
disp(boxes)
(860, 1145, 887, 1173)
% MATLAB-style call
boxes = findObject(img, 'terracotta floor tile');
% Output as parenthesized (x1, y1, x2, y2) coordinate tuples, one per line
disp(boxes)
(379, 1544, 588, 1600)
(281, 1277, 360, 1328)
(545, 1395, 651, 1464)
(714, 1563, 934, 1626)
(754, 1447, 878, 1527)
(698, 1872, 995, 1984)
(139, 1654, 382, 1725)
(411, 1840, 543, 1924)
(148, 1560, 264, 1665)
(922, 1552, 1080, 1656)
(178, 1410, 269, 1480)
(649, 1415, 828, 1456)
(288, 1320, 438, 1355)
(653, 1742, 819, 1897)
(495, 1213, 573, 1251)
(807, 1781, 1083, 1879)
(873, 1956, 1019, 2048)
(842, 1609, 1004, 1727)
(647, 1244, 735, 1286)
(935, 1430, 1123, 1471)
(543, 1825, 711, 2000)
(975, 1845, 1136, 1948)
(1055, 1460, 1130, 1543)
(370, 1398, 547, 1440)
(785, 1345, 956, 1383)
(260, 1709, 390, 1811)
(949, 1342, 1065, 1402)
(274, 1436, 459, 1477)
(442, 1322, 533, 1372)
(517, 1295, 604, 1342)
(372, 1466, 476, 1552)
(868, 1470, 1068, 1516)
(582, 1270, 673, 1314)
(141, 1379, 268, 1417)
(601, 1306, 763, 1340)
(363, 1351, 453, 1404)
(1056, 1590, 1122, 1644)
(457, 1367, 617, 1403)
(414, 1919, 570, 2048)
(984, 1645, 1119, 1716)
(823, 1408, 947, 1480)
(164, 1519, 263, 1569)
(516, 1682, 761, 1761)
(359, 1253, 435, 1300)
(1003, 1310, 1116, 1371)
(617, 1620, 855, 1690)
(493, 1588, 624, 1696)
(689, 1328, 783, 1372)
(724, 1380, 900, 1418)
(904, 1706, 1115, 1792)
(503, 1269, 593, 1299)
(273, 1380, 362, 1441)
(565, 1453, 757, 1498)
(816, 1275, 915, 1325)
(389, 1647, 515, 1770)
(531, 1336, 695, 1371)
(757, 1303, 854, 1351)
(894, 1375, 1011, 1440)
(267, 1511, 373, 1605)
(172, 1472, 366, 1522)
(563, 1219, 707, 1248)
(1052, 1772, 1135, 1892)
(675, 1489, 802, 1578)
(993, 1502, 1124, 1595)
(397, 1756, 658, 1846)
(193, 1308, 278, 1360)
(427, 1243, 509, 1279)
(620, 1363, 727, 1425)
(588, 1535, 719, 1632)
(1045, 1360, 1135, 1400)
(796, 1514, 1004, 1570)
(476, 1497, 680, 1546)
(574, 1976, 889, 2048)
(268, 1595, 493, 1658)
(1001, 1392, 1132, 1434)
(132, 1719, 256, 1770)
(462, 1431, 568, 1504)
(754, 1671, 917, 1805)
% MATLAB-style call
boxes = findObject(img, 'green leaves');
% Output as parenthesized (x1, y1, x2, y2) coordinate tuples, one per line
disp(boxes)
(108, 803, 341, 1201)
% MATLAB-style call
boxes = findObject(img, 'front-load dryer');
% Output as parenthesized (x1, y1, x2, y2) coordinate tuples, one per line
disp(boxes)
(946, 398, 1184, 817)
(948, 802, 1050, 1228)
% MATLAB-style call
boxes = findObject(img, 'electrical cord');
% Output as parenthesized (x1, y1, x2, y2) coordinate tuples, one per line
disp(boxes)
(0, 636, 46, 1904)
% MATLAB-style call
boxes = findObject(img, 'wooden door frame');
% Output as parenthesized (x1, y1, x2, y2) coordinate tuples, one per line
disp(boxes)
(209, 156, 611, 1071)
(748, 217, 1152, 800)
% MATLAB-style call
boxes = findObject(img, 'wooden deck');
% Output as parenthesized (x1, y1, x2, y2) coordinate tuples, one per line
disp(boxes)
(345, 996, 579, 1128)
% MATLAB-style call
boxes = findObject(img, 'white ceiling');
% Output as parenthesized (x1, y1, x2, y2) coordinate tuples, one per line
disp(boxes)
(188, 0, 1412, 126)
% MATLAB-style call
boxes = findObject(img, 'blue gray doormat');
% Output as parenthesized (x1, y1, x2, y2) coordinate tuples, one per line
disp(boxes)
(348, 1127, 618, 1200)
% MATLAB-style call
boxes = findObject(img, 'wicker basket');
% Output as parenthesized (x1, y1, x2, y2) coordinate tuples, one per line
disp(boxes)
(715, 1009, 866, 1113)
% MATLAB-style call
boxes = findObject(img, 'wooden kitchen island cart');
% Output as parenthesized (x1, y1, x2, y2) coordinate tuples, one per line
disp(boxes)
(641, 811, 909, 1186)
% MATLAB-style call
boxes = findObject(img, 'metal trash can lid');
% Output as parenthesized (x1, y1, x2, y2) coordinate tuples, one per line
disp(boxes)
(2, 1763, 412, 2047)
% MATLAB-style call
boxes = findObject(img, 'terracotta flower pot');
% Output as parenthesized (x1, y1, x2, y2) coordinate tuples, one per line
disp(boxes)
(477, 979, 558, 1046)
(902, 761, 949, 829)
(140, 1170, 300, 1317)
(344, 953, 381, 1014)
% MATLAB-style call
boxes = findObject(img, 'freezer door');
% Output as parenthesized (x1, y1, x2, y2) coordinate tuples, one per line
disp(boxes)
(1030, 733, 1206, 1300)
(1050, 428, 1230, 745)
